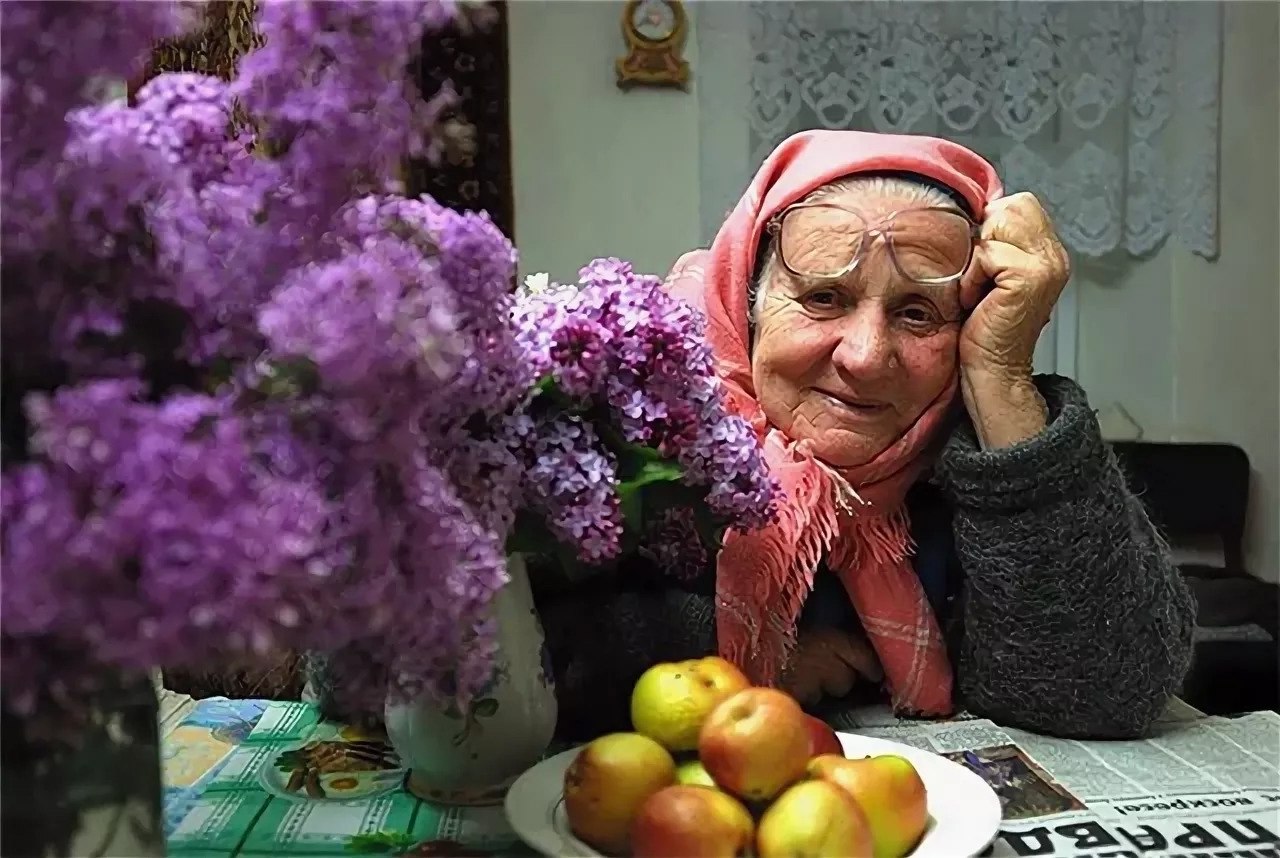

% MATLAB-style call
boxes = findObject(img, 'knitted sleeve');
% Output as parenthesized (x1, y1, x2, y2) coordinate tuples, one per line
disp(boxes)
(933, 374, 1196, 739)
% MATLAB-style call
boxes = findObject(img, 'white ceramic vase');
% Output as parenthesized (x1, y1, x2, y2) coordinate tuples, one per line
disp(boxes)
(383, 553, 558, 806)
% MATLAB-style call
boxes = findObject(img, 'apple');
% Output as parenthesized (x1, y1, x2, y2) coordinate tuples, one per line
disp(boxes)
(675, 759, 718, 787)
(803, 714, 845, 758)
(698, 688, 812, 802)
(563, 733, 677, 855)
(696, 657, 752, 696)
(631, 657, 751, 752)
(631, 785, 755, 858)
(756, 780, 874, 858)
(807, 753, 928, 858)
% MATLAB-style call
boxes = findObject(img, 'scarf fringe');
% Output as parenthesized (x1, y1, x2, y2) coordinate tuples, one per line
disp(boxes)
(717, 458, 840, 685)
(830, 507, 914, 570)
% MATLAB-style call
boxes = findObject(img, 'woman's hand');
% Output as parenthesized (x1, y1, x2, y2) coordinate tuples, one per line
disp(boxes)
(960, 192, 1071, 378)
(780, 627, 883, 708)
(958, 192, 1071, 449)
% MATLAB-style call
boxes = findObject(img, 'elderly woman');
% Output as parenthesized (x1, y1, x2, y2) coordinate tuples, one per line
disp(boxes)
(540, 130, 1195, 741)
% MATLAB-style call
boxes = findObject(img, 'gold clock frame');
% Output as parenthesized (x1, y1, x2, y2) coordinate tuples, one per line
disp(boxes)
(615, 0, 691, 91)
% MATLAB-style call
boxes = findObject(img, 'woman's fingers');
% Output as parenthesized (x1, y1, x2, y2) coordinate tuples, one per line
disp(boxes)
(819, 661, 857, 699)
(780, 651, 823, 707)
(785, 669, 823, 707)
(828, 629, 884, 683)
(783, 628, 885, 707)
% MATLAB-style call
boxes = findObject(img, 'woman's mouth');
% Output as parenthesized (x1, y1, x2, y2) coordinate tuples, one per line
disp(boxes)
(814, 389, 891, 416)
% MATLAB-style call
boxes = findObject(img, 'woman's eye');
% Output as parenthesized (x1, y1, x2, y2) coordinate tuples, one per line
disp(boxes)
(898, 305, 941, 325)
(802, 290, 841, 309)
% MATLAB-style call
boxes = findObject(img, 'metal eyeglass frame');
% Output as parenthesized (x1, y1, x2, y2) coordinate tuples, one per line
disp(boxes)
(764, 203, 981, 286)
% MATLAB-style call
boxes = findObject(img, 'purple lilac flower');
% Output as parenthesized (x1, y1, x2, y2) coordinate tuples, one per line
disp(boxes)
(0, 0, 769, 721)
(513, 284, 571, 380)
(2, 377, 517, 712)
(233, 0, 453, 219)
(131, 74, 237, 185)
(2, 382, 335, 703)
(549, 316, 611, 399)
(439, 427, 526, 537)
(334, 195, 531, 426)
(513, 258, 779, 538)
(258, 235, 465, 434)
(513, 414, 624, 564)
(1, 1, 192, 254)
(3, 81, 256, 370)
(0, 0, 541, 716)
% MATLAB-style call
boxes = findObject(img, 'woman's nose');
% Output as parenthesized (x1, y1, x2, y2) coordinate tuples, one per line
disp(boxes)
(830, 304, 896, 379)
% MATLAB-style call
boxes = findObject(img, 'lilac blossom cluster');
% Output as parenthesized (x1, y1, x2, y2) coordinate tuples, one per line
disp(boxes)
(0, 0, 778, 720)
(1, 0, 519, 714)
(510, 412, 624, 564)
(0, 1, 193, 255)
(510, 259, 779, 565)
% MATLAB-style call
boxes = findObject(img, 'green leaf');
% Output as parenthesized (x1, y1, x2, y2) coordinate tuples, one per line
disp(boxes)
(507, 511, 600, 582)
(617, 460, 683, 525)
(472, 698, 499, 718)
(533, 375, 559, 397)
(618, 486, 644, 535)
(252, 356, 320, 400)
(528, 375, 589, 413)
(623, 443, 666, 464)
(612, 439, 669, 480)
(629, 459, 684, 486)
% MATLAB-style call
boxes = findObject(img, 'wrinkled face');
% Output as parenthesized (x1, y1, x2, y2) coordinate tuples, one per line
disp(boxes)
(751, 186, 966, 468)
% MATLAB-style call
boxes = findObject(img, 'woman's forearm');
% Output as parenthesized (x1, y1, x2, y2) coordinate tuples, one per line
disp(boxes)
(934, 375, 1195, 739)
(959, 367, 1048, 450)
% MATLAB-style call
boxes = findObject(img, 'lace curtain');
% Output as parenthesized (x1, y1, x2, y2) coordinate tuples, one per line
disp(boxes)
(695, 2, 1222, 259)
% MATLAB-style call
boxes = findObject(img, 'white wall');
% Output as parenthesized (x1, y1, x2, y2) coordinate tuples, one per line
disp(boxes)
(509, 1, 1280, 581)
(508, 0, 702, 283)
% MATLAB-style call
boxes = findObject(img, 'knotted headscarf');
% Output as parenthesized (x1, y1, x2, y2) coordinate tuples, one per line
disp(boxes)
(665, 130, 1003, 715)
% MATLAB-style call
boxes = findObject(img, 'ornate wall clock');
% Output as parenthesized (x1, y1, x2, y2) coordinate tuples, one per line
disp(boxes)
(616, 0, 690, 91)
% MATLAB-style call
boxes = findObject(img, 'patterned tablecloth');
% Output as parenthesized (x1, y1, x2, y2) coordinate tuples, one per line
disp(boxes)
(160, 692, 1218, 857)
(162, 697, 542, 857)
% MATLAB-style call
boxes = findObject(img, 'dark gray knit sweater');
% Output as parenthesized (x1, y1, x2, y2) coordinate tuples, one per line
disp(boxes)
(536, 375, 1196, 742)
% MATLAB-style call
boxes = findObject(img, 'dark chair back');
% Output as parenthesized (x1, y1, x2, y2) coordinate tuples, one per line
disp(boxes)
(1110, 441, 1251, 574)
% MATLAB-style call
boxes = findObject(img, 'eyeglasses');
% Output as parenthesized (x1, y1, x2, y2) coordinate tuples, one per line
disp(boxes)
(765, 204, 980, 285)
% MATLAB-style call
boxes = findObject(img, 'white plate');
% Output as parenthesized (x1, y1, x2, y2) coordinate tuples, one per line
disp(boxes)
(505, 732, 1002, 857)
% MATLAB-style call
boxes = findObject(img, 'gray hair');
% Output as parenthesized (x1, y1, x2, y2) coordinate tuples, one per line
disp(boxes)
(748, 175, 960, 325)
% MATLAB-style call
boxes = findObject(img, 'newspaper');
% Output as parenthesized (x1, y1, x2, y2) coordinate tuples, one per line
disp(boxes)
(832, 703, 1280, 858)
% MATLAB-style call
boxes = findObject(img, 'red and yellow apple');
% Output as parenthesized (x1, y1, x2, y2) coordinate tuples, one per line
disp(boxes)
(698, 688, 812, 802)
(563, 733, 676, 855)
(803, 714, 845, 758)
(807, 753, 929, 858)
(630, 785, 755, 858)
(755, 780, 874, 858)
(631, 657, 751, 752)
(696, 657, 753, 697)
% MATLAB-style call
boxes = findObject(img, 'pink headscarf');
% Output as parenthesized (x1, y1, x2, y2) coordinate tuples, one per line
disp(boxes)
(665, 130, 1003, 715)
